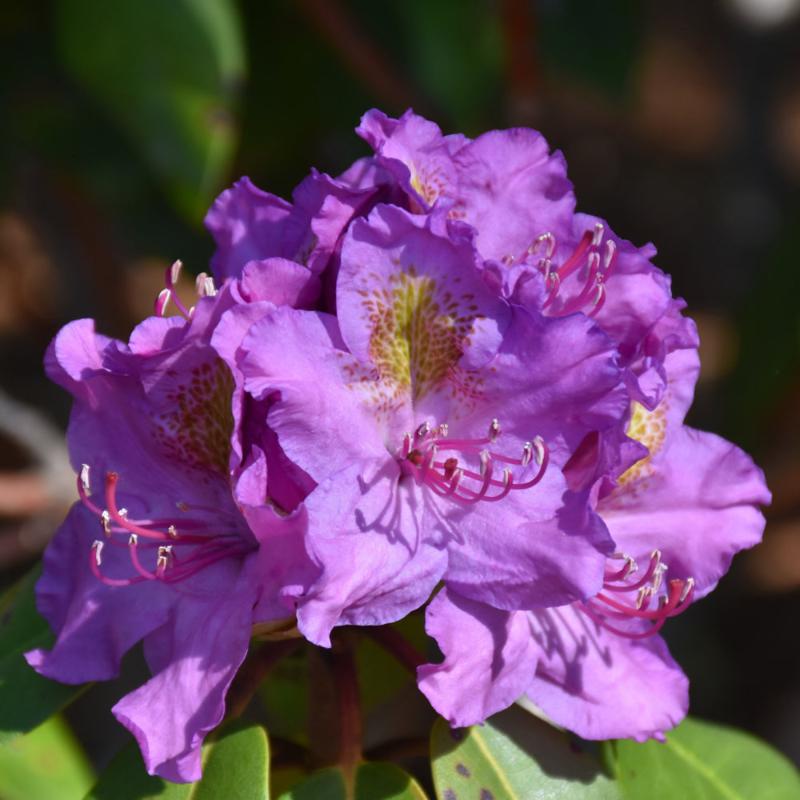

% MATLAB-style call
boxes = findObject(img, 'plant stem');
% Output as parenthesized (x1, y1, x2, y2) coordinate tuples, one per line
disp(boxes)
(331, 632, 362, 789)
(226, 639, 301, 720)
(365, 625, 426, 674)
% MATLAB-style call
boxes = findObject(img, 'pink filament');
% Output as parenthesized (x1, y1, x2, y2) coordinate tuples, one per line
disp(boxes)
(80, 468, 247, 588)
(403, 423, 548, 505)
(532, 226, 616, 316)
(577, 552, 695, 640)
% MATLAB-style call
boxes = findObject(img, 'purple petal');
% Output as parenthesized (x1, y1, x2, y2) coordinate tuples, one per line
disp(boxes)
(417, 588, 540, 727)
(524, 605, 688, 741)
(113, 580, 252, 782)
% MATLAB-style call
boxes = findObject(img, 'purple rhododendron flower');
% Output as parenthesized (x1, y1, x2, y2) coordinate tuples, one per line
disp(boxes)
(26, 266, 315, 782)
(418, 326, 770, 740)
(29, 104, 771, 780)
(225, 203, 627, 647)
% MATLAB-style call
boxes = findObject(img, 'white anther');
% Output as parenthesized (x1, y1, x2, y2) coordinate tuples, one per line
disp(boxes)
(488, 418, 501, 442)
(651, 550, 662, 567)
(118, 507, 128, 519)
(532, 436, 546, 467)
(586, 250, 600, 277)
(92, 540, 104, 566)
(188, 305, 196, 318)
(531, 232, 556, 259)
(592, 222, 604, 248)
(521, 441, 533, 467)
(170, 259, 182, 285)
(195, 272, 217, 297)
(437, 422, 449, 438)
(479, 450, 491, 476)
(602, 240, 616, 271)
(156, 288, 171, 316)
(591, 283, 605, 309)
(449, 468, 463, 491)
(416, 421, 431, 440)
(100, 510, 111, 536)
(128, 533, 138, 546)
(168, 525, 178, 539)
(679, 578, 695, 603)
(651, 563, 667, 594)
(501, 468, 512, 489)
(624, 556, 639, 579)
(80, 464, 91, 492)
(156, 545, 173, 571)
(636, 585, 653, 610)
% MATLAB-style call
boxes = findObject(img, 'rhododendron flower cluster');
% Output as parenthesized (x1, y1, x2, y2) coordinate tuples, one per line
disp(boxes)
(27, 109, 769, 782)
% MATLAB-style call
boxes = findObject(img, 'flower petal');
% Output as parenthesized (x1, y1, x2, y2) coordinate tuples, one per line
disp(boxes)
(417, 588, 540, 727)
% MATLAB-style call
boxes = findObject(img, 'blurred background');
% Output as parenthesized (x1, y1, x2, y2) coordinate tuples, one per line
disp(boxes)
(1, 0, 799, 782)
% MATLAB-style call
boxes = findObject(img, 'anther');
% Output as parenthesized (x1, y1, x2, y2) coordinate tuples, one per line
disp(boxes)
(416, 421, 431, 440)
(168, 525, 178, 539)
(101, 510, 111, 536)
(679, 578, 695, 603)
(488, 419, 501, 442)
(521, 442, 533, 467)
(636, 585, 653, 610)
(155, 288, 171, 317)
(156, 545, 173, 573)
(80, 464, 91, 493)
(479, 450, 490, 477)
(592, 222, 604, 248)
(92, 540, 104, 566)
(532, 436, 545, 468)
(196, 272, 217, 297)
(170, 260, 182, 285)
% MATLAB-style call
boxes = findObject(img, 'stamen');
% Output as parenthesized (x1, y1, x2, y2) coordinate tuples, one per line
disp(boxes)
(155, 288, 171, 317)
(162, 260, 191, 319)
(195, 272, 217, 298)
(83, 469, 252, 590)
(577, 551, 696, 639)
(528, 223, 618, 317)
(401, 419, 548, 504)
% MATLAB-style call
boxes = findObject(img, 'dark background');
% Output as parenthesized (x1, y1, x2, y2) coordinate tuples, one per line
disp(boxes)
(1, 0, 799, 776)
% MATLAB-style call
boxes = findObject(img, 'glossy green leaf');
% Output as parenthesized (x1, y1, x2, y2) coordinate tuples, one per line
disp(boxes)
(0, 715, 94, 800)
(431, 706, 620, 800)
(55, 0, 246, 222)
(606, 717, 800, 800)
(355, 762, 429, 800)
(86, 722, 270, 799)
(0, 567, 88, 745)
(278, 762, 428, 800)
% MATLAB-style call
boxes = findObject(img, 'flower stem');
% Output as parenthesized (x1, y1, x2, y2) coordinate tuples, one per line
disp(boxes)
(331, 632, 362, 788)
(226, 639, 301, 720)
(365, 625, 426, 674)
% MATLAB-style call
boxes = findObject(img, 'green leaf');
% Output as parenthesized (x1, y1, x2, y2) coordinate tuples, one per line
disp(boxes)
(606, 717, 800, 800)
(0, 715, 94, 800)
(277, 763, 428, 800)
(86, 722, 270, 799)
(355, 763, 429, 800)
(277, 767, 345, 800)
(0, 567, 88, 745)
(55, 0, 246, 222)
(431, 706, 620, 799)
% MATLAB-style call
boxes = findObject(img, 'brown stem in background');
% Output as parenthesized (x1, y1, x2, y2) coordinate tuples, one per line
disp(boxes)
(364, 625, 426, 674)
(296, 0, 426, 114)
(331, 632, 362, 791)
(226, 639, 301, 720)
(500, 0, 541, 124)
